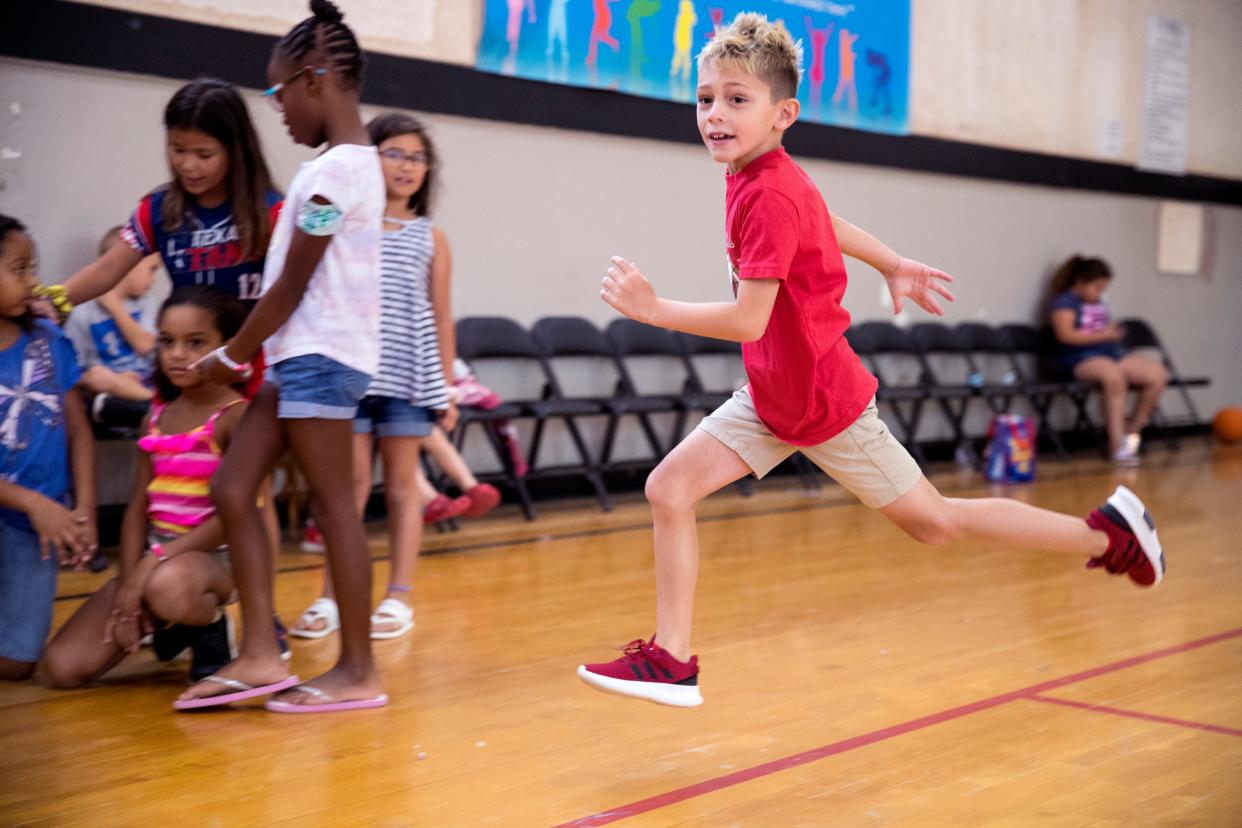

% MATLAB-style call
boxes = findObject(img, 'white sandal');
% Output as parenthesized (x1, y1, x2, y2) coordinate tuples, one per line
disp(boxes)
(370, 598, 415, 640)
(289, 597, 340, 640)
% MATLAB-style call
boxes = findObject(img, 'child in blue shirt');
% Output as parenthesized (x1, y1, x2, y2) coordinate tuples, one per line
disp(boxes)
(0, 214, 97, 680)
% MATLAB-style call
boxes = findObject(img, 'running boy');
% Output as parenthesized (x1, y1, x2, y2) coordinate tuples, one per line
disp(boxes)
(578, 14, 1164, 708)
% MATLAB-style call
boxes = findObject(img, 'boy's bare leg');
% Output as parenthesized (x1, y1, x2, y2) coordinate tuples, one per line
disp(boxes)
(880, 477, 1108, 555)
(646, 429, 752, 662)
(423, 427, 479, 491)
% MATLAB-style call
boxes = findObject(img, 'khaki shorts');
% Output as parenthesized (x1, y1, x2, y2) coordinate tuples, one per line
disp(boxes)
(697, 387, 923, 508)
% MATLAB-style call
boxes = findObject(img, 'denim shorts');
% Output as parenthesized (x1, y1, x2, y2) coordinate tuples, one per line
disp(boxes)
(270, 354, 371, 420)
(0, 521, 59, 663)
(354, 395, 436, 438)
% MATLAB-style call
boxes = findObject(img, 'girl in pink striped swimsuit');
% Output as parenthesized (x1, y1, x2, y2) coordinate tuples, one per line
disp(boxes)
(43, 287, 251, 688)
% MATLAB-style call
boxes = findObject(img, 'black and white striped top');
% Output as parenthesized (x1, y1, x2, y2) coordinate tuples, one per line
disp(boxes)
(367, 217, 449, 409)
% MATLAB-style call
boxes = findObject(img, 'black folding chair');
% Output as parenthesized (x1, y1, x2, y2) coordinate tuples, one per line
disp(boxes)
(959, 322, 1069, 459)
(998, 323, 1080, 458)
(846, 321, 932, 467)
(453, 317, 541, 520)
(1121, 317, 1212, 447)
(910, 322, 983, 465)
(456, 316, 610, 517)
(604, 319, 692, 462)
(531, 316, 669, 478)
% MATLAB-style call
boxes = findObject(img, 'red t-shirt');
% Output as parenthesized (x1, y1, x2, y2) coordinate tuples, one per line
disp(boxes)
(725, 147, 878, 445)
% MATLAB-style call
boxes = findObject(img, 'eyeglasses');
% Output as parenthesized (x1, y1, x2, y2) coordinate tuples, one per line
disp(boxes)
(261, 66, 326, 112)
(379, 148, 429, 166)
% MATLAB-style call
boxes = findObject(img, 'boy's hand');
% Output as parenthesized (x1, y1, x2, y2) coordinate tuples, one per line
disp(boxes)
(27, 496, 92, 564)
(438, 400, 459, 432)
(601, 257, 658, 324)
(884, 257, 956, 316)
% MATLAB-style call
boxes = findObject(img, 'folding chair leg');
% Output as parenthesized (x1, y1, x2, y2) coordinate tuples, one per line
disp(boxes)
(1029, 393, 1069, 460)
(637, 413, 666, 463)
(527, 417, 547, 477)
(599, 413, 620, 466)
(481, 422, 536, 521)
(564, 416, 612, 512)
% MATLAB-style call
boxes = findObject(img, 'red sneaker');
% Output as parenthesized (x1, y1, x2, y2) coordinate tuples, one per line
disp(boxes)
(462, 483, 501, 519)
(300, 520, 325, 554)
(577, 637, 702, 707)
(423, 493, 471, 524)
(1086, 485, 1165, 587)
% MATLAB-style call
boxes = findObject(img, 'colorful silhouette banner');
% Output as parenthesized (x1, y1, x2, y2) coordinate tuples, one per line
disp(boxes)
(476, 0, 910, 135)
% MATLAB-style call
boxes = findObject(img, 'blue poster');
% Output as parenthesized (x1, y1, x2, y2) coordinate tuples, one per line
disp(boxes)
(476, 1, 910, 135)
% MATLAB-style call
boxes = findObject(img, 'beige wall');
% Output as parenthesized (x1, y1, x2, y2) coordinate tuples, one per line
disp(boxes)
(911, 0, 1242, 177)
(1, 57, 1238, 467)
(71, 0, 1242, 179)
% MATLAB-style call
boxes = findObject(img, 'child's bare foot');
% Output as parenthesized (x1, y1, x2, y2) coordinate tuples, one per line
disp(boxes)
(265, 664, 386, 712)
(176, 653, 290, 702)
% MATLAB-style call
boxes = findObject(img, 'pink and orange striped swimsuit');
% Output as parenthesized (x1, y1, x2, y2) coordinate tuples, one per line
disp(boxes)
(137, 398, 244, 536)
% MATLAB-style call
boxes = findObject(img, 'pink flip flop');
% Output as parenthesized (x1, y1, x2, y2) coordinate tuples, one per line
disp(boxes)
(173, 675, 301, 711)
(264, 684, 389, 713)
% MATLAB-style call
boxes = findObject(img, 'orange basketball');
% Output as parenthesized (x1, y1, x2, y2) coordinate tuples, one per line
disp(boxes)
(1213, 406, 1242, 444)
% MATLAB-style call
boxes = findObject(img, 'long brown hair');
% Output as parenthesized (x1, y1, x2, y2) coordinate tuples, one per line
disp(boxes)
(161, 78, 275, 262)
(1050, 254, 1112, 295)
(367, 112, 440, 217)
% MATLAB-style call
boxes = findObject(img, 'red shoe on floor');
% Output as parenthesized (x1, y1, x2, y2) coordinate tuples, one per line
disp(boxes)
(577, 637, 702, 707)
(1086, 485, 1165, 587)
(300, 520, 325, 554)
(423, 493, 472, 524)
(462, 483, 501, 519)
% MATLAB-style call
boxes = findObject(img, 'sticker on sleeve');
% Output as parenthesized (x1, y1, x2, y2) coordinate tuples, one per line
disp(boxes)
(296, 200, 344, 236)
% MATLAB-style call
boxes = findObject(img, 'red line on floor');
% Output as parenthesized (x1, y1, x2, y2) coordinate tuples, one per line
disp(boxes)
(556, 626, 1242, 827)
(1027, 694, 1242, 738)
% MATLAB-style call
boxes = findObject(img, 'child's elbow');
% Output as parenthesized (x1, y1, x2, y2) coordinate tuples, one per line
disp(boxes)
(739, 316, 769, 343)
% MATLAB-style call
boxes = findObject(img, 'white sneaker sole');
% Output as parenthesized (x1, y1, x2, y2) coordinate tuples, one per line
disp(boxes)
(1106, 485, 1165, 586)
(577, 665, 703, 707)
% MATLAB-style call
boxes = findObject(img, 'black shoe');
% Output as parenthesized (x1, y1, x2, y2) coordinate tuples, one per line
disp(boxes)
(274, 613, 291, 662)
(189, 612, 237, 682)
(91, 394, 150, 429)
(88, 548, 110, 573)
(152, 624, 195, 662)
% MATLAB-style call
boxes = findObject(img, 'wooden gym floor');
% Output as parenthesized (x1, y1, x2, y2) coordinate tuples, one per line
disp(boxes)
(2, 445, 1240, 826)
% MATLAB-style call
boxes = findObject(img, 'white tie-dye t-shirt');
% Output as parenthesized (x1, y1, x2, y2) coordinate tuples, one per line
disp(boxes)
(261, 144, 384, 376)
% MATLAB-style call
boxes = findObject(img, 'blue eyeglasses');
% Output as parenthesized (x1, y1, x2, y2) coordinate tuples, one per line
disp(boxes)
(261, 66, 326, 112)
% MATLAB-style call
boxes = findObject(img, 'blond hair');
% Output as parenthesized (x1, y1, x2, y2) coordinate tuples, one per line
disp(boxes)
(697, 12, 803, 101)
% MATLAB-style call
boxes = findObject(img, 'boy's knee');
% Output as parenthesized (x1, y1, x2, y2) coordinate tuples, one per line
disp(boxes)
(41, 651, 86, 689)
(645, 467, 696, 514)
(896, 510, 958, 546)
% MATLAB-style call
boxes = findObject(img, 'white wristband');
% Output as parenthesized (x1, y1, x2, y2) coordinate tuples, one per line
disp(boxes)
(214, 346, 253, 380)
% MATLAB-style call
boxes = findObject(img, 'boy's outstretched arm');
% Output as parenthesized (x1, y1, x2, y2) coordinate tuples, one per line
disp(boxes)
(601, 256, 779, 343)
(830, 213, 956, 315)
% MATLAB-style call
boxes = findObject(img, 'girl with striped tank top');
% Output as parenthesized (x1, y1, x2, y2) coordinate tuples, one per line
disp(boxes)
(292, 113, 457, 641)
(43, 288, 250, 688)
